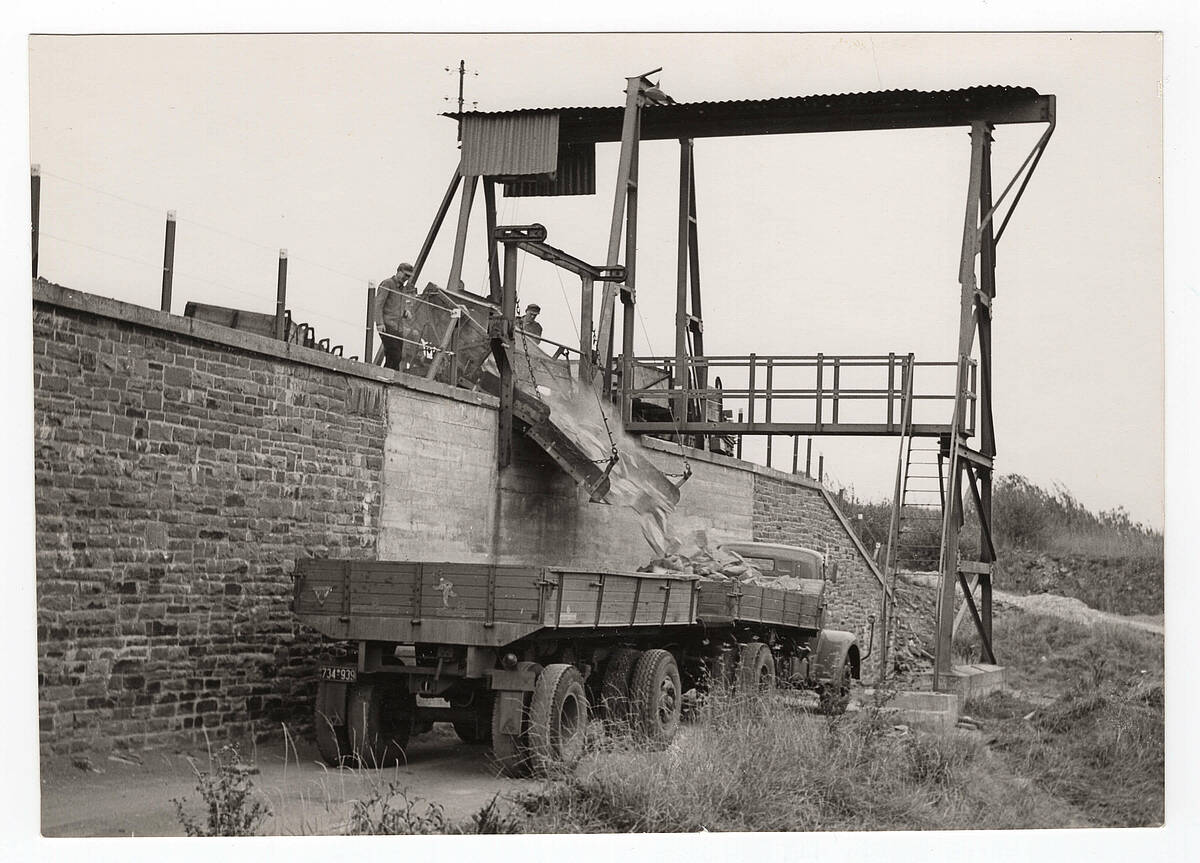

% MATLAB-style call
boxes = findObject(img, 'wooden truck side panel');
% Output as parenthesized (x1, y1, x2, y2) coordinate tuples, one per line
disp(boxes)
(294, 560, 546, 645)
(294, 559, 822, 645)
(546, 570, 698, 628)
(694, 579, 824, 631)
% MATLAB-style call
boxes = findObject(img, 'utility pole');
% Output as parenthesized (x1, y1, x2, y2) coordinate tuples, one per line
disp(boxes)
(456, 59, 465, 140)
(445, 60, 478, 142)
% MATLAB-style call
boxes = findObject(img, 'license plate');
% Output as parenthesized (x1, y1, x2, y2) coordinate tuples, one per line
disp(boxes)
(320, 666, 357, 683)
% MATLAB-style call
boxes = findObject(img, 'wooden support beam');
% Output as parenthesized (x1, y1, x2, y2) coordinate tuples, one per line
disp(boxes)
(978, 126, 998, 457)
(274, 249, 287, 340)
(31, 164, 41, 280)
(364, 281, 376, 362)
(514, 240, 620, 280)
(596, 77, 644, 389)
(963, 463, 998, 562)
(620, 107, 641, 424)
(957, 560, 993, 576)
(492, 243, 518, 468)
(957, 571, 996, 663)
(427, 174, 478, 383)
(954, 443, 994, 470)
(161, 210, 177, 314)
(934, 460, 964, 687)
(483, 178, 502, 303)
(674, 138, 691, 428)
(579, 274, 594, 381)
(446, 173, 478, 296)
(409, 166, 463, 294)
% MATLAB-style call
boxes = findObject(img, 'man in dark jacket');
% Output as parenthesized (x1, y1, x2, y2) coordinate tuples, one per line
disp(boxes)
(520, 303, 543, 341)
(378, 263, 415, 370)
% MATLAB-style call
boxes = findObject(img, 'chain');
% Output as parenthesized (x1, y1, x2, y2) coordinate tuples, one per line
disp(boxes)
(514, 299, 540, 391)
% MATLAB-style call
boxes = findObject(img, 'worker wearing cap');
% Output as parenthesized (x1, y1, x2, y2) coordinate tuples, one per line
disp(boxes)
(520, 304, 543, 341)
(378, 263, 416, 370)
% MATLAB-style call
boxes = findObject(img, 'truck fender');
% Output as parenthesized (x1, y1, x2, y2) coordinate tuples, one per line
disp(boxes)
(811, 629, 860, 685)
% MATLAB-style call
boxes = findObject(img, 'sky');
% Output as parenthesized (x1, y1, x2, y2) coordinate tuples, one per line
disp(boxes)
(25, 32, 1164, 528)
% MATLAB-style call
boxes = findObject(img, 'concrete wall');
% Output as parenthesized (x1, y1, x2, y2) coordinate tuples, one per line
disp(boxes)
(377, 390, 754, 570)
(33, 281, 886, 757)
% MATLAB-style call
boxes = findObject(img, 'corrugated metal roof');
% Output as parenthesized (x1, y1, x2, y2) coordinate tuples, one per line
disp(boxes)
(502, 141, 596, 197)
(444, 85, 1053, 142)
(461, 111, 559, 176)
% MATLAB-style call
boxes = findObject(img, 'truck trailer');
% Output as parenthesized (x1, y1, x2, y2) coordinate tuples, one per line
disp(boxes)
(294, 542, 861, 776)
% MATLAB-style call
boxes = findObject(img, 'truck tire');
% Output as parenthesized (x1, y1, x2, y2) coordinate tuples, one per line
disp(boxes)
(818, 661, 852, 716)
(347, 682, 415, 768)
(528, 664, 589, 774)
(630, 649, 682, 745)
(491, 661, 541, 777)
(314, 680, 351, 766)
(736, 642, 776, 697)
(599, 647, 641, 728)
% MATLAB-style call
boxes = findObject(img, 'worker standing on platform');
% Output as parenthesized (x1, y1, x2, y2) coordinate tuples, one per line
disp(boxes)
(379, 262, 415, 370)
(520, 303, 543, 341)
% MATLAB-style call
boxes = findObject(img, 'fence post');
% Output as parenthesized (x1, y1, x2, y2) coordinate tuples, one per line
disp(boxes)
(736, 409, 744, 460)
(819, 454, 825, 486)
(364, 280, 377, 362)
(160, 210, 176, 313)
(792, 434, 799, 473)
(31, 164, 41, 280)
(275, 249, 288, 341)
(805, 437, 813, 478)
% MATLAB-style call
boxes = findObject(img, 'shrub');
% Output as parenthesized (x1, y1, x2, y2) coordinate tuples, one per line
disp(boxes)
(345, 785, 525, 835)
(172, 743, 271, 837)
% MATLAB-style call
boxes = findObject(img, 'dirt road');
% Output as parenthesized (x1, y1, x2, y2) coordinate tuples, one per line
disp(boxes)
(40, 726, 527, 837)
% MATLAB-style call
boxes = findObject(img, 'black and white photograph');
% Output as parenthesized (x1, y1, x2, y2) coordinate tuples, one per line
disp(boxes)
(5, 8, 1197, 859)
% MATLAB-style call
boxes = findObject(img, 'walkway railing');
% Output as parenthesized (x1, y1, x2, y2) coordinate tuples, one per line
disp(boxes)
(621, 353, 976, 438)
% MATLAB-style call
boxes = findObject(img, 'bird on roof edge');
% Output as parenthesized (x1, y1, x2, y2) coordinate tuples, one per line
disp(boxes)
(643, 81, 676, 106)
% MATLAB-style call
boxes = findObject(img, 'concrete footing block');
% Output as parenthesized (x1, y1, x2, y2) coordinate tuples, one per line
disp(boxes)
(858, 689, 960, 733)
(913, 664, 1010, 707)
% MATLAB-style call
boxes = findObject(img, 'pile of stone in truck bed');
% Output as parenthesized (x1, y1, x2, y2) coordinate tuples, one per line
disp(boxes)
(637, 540, 807, 592)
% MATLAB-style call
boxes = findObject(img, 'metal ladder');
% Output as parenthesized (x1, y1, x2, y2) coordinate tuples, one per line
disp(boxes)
(878, 356, 948, 680)
(892, 437, 947, 573)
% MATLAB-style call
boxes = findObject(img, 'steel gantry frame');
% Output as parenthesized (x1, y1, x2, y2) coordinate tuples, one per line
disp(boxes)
(405, 76, 1055, 688)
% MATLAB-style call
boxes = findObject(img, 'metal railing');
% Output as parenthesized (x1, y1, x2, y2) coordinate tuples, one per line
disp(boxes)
(621, 353, 976, 438)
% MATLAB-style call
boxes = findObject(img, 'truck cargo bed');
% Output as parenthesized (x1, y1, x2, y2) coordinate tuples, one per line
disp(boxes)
(293, 559, 822, 647)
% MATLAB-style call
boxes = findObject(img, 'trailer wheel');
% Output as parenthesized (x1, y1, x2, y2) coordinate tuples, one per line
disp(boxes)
(736, 642, 776, 697)
(491, 661, 541, 777)
(347, 682, 415, 768)
(599, 647, 641, 728)
(314, 680, 351, 766)
(528, 664, 589, 774)
(630, 649, 682, 745)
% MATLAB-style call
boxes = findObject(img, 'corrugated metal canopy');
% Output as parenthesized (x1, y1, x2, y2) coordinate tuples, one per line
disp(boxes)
(461, 111, 559, 175)
(446, 86, 1054, 143)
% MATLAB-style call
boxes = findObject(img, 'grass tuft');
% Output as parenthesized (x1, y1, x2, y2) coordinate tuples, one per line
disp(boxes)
(515, 691, 1053, 832)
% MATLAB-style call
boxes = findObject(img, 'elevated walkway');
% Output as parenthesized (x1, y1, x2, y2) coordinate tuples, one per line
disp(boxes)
(621, 352, 975, 438)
